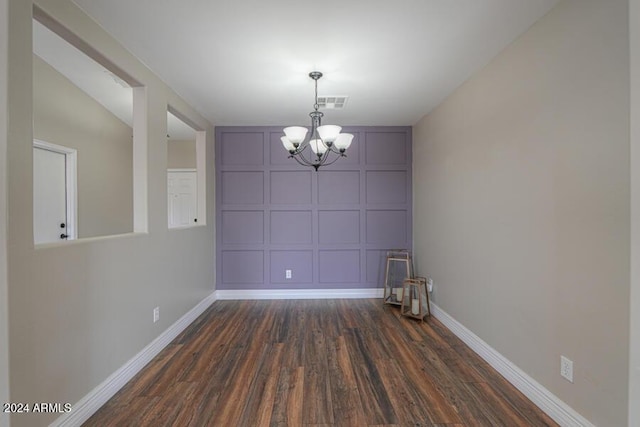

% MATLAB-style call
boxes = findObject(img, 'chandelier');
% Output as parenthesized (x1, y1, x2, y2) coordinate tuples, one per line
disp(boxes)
(281, 71, 353, 170)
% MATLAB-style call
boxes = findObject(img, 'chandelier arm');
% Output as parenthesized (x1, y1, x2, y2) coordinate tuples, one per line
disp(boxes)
(306, 149, 340, 168)
(289, 153, 315, 167)
(291, 150, 323, 168)
(290, 144, 325, 167)
(324, 144, 345, 156)
(290, 147, 344, 169)
(292, 146, 313, 163)
(316, 152, 345, 168)
(292, 141, 311, 157)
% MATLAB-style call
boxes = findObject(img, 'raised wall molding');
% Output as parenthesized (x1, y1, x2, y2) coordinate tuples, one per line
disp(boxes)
(215, 126, 413, 292)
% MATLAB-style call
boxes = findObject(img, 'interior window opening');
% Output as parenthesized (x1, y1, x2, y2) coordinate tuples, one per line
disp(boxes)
(167, 108, 206, 229)
(32, 10, 146, 245)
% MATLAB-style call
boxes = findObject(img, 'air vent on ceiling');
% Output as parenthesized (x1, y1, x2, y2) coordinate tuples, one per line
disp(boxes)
(317, 96, 348, 109)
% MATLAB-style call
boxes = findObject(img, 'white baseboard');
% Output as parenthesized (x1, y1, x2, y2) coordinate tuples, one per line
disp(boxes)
(430, 303, 594, 427)
(215, 287, 384, 300)
(50, 292, 218, 427)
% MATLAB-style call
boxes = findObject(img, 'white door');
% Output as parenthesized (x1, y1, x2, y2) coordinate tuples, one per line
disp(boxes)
(168, 170, 197, 228)
(34, 147, 68, 244)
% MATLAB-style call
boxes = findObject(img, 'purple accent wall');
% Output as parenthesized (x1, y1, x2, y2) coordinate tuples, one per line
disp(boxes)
(216, 126, 412, 290)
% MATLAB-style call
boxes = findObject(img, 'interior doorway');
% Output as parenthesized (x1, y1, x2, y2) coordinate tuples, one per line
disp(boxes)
(168, 169, 197, 228)
(33, 140, 77, 244)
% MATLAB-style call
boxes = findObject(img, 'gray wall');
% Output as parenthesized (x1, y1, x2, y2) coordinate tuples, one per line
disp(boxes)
(630, 0, 640, 424)
(0, 0, 10, 425)
(413, 0, 629, 425)
(7, 1, 215, 426)
(33, 55, 134, 238)
(167, 139, 196, 169)
(216, 126, 412, 290)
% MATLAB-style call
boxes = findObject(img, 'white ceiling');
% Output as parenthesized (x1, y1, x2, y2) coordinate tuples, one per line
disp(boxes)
(70, 0, 559, 127)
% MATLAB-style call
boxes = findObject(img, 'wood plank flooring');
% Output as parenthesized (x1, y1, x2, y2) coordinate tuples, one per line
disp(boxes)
(85, 299, 558, 426)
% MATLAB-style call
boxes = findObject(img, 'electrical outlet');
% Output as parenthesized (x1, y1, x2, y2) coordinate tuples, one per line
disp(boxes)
(560, 355, 573, 383)
(285, 269, 292, 279)
(427, 278, 434, 293)
(153, 307, 160, 323)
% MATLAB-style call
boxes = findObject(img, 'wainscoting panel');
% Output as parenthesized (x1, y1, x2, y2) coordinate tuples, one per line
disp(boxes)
(270, 250, 313, 284)
(221, 250, 264, 284)
(221, 171, 264, 205)
(270, 210, 313, 244)
(318, 210, 360, 244)
(270, 171, 312, 204)
(318, 171, 360, 204)
(366, 209, 408, 246)
(220, 131, 265, 165)
(222, 210, 264, 244)
(366, 170, 408, 204)
(365, 131, 408, 165)
(216, 126, 412, 290)
(318, 249, 361, 284)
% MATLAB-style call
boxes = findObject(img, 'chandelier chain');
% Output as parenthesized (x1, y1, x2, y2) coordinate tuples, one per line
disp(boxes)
(314, 77, 319, 112)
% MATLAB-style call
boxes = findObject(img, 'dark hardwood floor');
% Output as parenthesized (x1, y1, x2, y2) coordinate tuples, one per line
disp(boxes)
(85, 299, 558, 426)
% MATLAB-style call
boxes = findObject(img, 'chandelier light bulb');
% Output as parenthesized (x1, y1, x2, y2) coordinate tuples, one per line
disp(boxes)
(283, 126, 308, 144)
(281, 136, 296, 152)
(334, 133, 354, 151)
(317, 125, 342, 144)
(309, 139, 328, 155)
